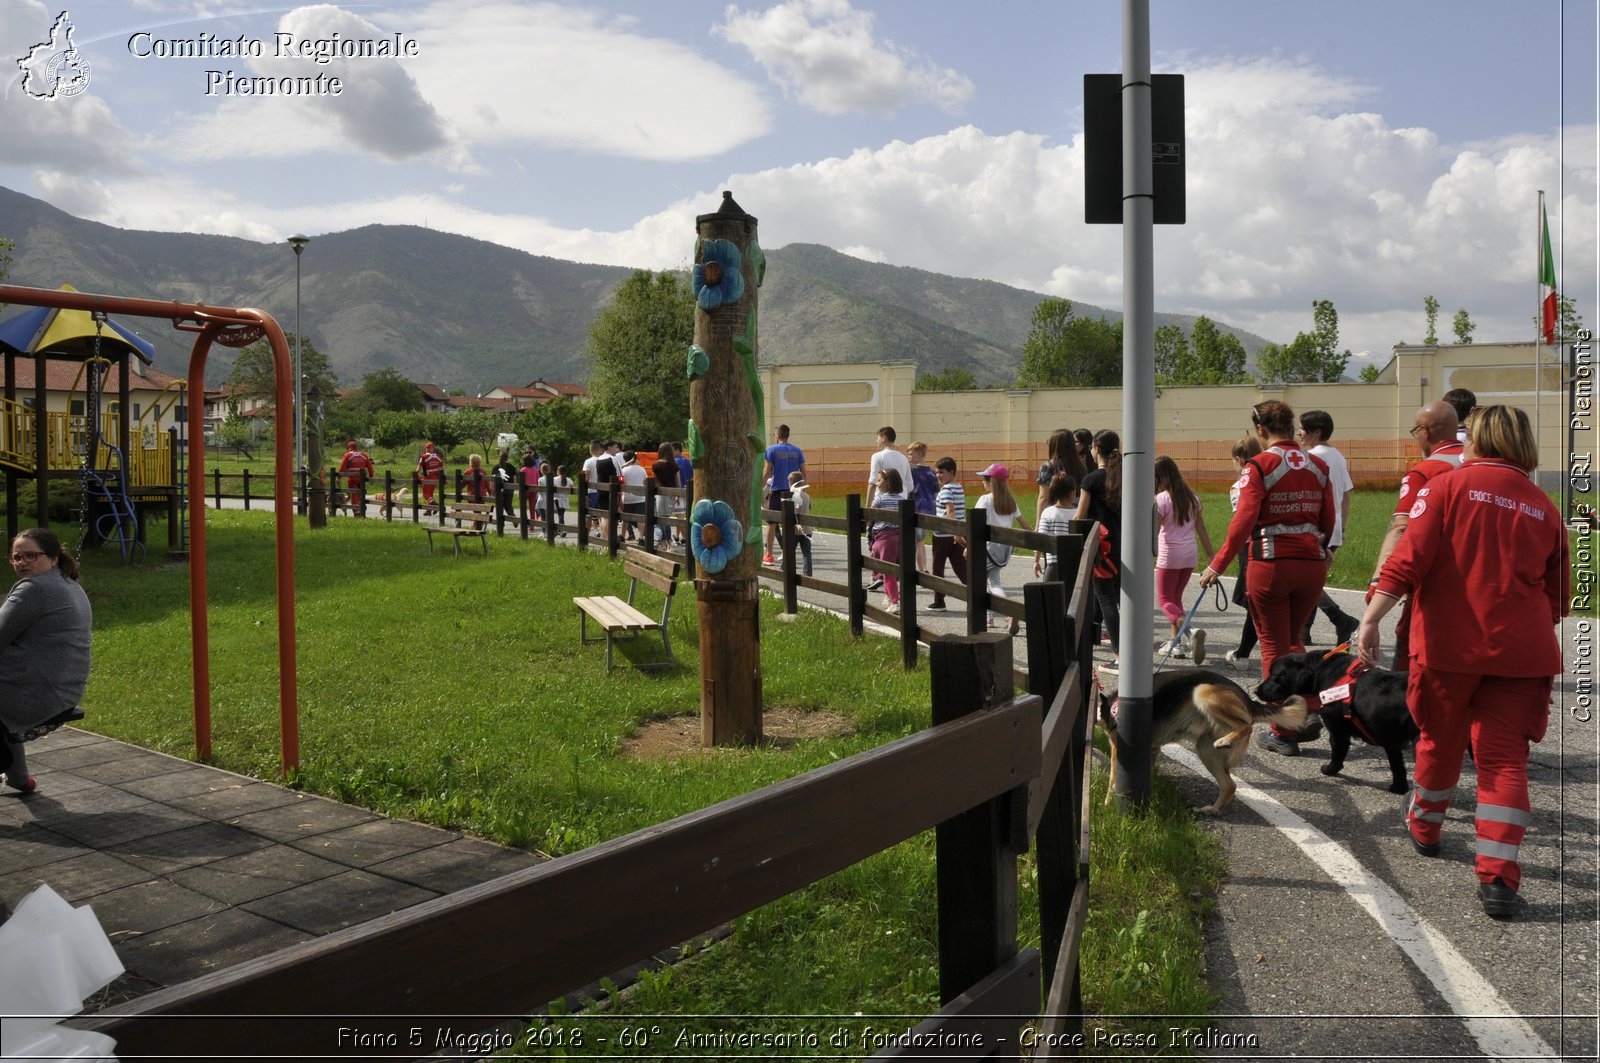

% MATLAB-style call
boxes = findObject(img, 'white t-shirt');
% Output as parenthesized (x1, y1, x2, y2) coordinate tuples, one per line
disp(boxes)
(868, 446, 913, 504)
(1308, 443, 1353, 547)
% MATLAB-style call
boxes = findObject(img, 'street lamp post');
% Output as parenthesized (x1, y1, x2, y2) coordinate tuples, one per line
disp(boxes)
(288, 234, 310, 514)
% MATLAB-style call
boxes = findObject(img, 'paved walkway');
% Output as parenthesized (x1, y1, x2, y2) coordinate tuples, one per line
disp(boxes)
(0, 729, 543, 1008)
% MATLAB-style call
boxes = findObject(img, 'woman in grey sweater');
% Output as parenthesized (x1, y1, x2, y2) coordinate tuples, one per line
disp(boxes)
(2, 528, 92, 794)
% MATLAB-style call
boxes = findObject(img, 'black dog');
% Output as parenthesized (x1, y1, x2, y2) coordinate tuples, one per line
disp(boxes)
(1257, 651, 1417, 794)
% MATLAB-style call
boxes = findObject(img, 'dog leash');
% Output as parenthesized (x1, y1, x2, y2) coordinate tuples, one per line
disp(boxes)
(1154, 589, 1211, 673)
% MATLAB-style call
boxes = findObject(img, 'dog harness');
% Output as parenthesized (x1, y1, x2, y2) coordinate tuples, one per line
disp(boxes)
(1315, 647, 1379, 744)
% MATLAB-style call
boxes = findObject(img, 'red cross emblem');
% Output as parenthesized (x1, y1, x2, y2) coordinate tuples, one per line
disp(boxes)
(1285, 449, 1308, 470)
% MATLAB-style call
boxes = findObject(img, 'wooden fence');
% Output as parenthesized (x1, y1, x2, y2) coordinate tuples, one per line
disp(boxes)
(79, 507, 1102, 1059)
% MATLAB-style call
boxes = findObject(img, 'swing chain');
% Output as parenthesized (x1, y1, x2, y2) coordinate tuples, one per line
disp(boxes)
(75, 313, 106, 555)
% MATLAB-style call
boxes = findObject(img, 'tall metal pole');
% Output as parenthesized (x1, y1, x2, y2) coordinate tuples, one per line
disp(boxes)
(288, 234, 310, 499)
(1114, 0, 1156, 806)
(1535, 191, 1543, 480)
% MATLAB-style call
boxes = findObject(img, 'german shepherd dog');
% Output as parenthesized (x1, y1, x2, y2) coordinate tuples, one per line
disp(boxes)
(1098, 667, 1309, 815)
(1256, 651, 1417, 794)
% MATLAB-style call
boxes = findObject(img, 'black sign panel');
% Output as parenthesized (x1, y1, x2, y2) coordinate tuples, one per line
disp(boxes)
(1084, 73, 1185, 224)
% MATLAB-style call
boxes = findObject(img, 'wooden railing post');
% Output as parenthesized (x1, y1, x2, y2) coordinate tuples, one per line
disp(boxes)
(606, 485, 621, 559)
(931, 633, 1018, 1005)
(780, 497, 799, 614)
(576, 473, 590, 550)
(965, 507, 988, 636)
(1024, 579, 1083, 1030)
(544, 476, 558, 546)
(845, 493, 865, 637)
(644, 478, 659, 553)
(213, 466, 222, 509)
(383, 471, 393, 522)
(898, 497, 918, 668)
(242, 468, 251, 510)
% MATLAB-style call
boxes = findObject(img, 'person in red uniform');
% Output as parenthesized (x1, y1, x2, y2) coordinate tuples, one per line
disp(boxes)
(416, 441, 444, 510)
(1357, 405, 1568, 919)
(337, 440, 375, 516)
(1363, 400, 1464, 667)
(1198, 399, 1335, 754)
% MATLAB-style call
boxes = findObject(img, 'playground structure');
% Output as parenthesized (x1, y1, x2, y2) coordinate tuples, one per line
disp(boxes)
(0, 290, 191, 559)
(0, 282, 301, 776)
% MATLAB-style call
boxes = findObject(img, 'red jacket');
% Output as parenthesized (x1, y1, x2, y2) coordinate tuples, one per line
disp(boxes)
(1392, 441, 1463, 516)
(1375, 458, 1569, 677)
(416, 449, 444, 482)
(1207, 441, 1335, 571)
(338, 449, 374, 483)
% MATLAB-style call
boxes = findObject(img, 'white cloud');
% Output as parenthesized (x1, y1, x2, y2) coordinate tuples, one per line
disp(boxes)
(401, 1, 771, 161)
(156, 1, 771, 165)
(716, 0, 973, 115)
(520, 56, 1595, 358)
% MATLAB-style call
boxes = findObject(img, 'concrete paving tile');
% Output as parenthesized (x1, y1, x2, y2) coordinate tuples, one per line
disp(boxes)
(170, 843, 353, 905)
(80, 877, 230, 938)
(0, 850, 154, 904)
(29, 727, 105, 751)
(103, 821, 274, 875)
(118, 765, 253, 803)
(29, 798, 206, 849)
(18, 768, 107, 798)
(286, 817, 460, 869)
(364, 836, 546, 893)
(67, 749, 200, 787)
(0, 821, 98, 879)
(28, 738, 137, 770)
(112, 907, 314, 988)
(13, 783, 153, 830)
(240, 868, 439, 935)
(164, 781, 305, 819)
(225, 795, 380, 842)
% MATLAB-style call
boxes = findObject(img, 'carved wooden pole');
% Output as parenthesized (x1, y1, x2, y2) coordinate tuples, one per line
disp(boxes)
(687, 191, 765, 747)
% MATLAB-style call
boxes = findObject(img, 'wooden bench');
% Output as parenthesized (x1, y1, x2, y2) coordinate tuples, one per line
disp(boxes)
(574, 548, 681, 672)
(424, 502, 495, 556)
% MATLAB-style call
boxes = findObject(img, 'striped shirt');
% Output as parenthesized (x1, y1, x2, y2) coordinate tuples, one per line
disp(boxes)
(934, 481, 965, 535)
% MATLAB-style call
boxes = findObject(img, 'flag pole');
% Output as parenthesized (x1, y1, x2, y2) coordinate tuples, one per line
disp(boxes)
(1535, 189, 1543, 474)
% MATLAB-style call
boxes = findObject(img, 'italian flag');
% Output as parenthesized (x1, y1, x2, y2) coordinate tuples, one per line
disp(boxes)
(1540, 202, 1558, 344)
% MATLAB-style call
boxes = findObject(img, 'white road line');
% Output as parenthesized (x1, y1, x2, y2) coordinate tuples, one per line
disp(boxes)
(1167, 747, 1557, 1061)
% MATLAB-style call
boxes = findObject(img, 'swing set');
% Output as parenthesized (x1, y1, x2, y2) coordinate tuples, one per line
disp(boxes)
(0, 283, 302, 775)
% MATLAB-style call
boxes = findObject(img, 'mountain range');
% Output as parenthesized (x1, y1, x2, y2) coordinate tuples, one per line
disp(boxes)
(0, 185, 1272, 390)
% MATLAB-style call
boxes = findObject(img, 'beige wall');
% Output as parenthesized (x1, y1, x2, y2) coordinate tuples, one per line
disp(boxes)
(763, 339, 1598, 489)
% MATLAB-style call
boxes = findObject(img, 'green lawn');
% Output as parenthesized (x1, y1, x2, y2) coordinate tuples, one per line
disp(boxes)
(64, 511, 1222, 1053)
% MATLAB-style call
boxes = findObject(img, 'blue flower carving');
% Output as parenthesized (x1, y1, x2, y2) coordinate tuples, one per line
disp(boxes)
(693, 239, 745, 311)
(690, 498, 743, 573)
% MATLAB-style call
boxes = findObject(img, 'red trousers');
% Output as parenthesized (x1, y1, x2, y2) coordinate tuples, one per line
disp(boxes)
(1245, 557, 1326, 735)
(1406, 668, 1550, 891)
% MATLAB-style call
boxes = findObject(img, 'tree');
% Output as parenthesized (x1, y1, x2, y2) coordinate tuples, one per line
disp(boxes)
(1184, 316, 1249, 385)
(1452, 308, 1475, 344)
(450, 407, 505, 457)
(1423, 295, 1440, 345)
(361, 368, 423, 412)
(1359, 364, 1381, 383)
(1256, 300, 1350, 383)
(914, 367, 979, 392)
(1153, 323, 1189, 383)
(1016, 298, 1123, 388)
(224, 333, 338, 412)
(218, 412, 260, 461)
(371, 410, 425, 453)
(511, 396, 608, 471)
(585, 269, 695, 447)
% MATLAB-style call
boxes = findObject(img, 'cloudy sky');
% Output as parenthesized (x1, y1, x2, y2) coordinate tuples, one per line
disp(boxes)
(2, 0, 1596, 368)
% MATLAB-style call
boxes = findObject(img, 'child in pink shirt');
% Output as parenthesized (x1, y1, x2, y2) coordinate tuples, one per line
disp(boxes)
(1154, 456, 1214, 661)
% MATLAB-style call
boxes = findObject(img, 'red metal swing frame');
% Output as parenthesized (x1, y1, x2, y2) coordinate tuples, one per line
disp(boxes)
(0, 283, 300, 775)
